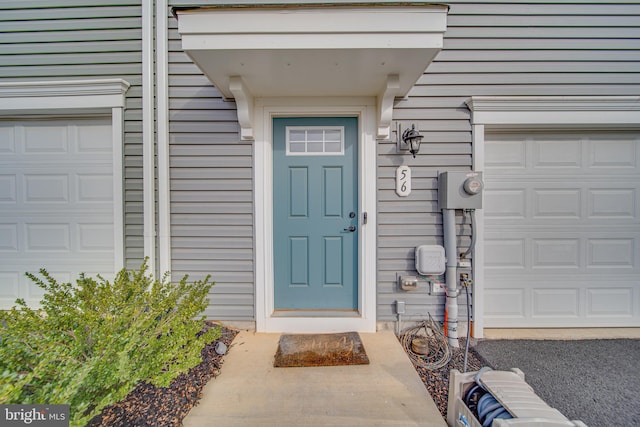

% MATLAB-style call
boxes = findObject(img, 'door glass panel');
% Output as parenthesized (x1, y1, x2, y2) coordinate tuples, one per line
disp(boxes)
(286, 126, 344, 156)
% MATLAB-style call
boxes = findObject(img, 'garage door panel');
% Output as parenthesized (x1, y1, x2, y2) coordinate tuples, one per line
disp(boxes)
(485, 278, 638, 326)
(0, 224, 18, 251)
(485, 130, 640, 327)
(77, 123, 112, 153)
(588, 188, 636, 219)
(486, 185, 638, 224)
(534, 188, 581, 218)
(0, 125, 15, 152)
(2, 262, 118, 309)
(589, 136, 638, 168)
(532, 288, 580, 318)
(533, 137, 582, 168)
(486, 230, 639, 273)
(0, 273, 19, 298)
(0, 175, 16, 202)
(485, 288, 526, 319)
(533, 238, 580, 268)
(587, 238, 636, 269)
(24, 174, 69, 203)
(485, 136, 527, 169)
(487, 131, 640, 173)
(485, 237, 526, 269)
(77, 173, 114, 202)
(78, 223, 115, 251)
(0, 119, 116, 309)
(22, 124, 69, 154)
(4, 170, 113, 207)
(587, 288, 635, 318)
(484, 188, 527, 218)
(17, 220, 115, 253)
(25, 223, 71, 251)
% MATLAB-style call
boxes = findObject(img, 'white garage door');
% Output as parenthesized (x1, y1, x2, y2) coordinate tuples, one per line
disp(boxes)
(483, 130, 640, 327)
(0, 118, 116, 308)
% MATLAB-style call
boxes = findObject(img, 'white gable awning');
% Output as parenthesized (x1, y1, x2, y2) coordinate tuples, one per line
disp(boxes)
(174, 3, 448, 139)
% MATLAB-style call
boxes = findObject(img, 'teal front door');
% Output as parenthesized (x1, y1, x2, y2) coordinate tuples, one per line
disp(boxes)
(273, 117, 358, 310)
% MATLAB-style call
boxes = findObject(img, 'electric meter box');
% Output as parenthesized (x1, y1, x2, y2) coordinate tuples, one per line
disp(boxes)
(415, 245, 446, 275)
(439, 171, 483, 210)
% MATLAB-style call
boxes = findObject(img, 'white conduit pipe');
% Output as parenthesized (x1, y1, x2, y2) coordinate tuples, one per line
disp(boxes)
(443, 208, 460, 348)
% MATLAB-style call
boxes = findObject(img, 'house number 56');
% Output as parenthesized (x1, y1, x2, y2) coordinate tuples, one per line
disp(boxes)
(395, 165, 411, 197)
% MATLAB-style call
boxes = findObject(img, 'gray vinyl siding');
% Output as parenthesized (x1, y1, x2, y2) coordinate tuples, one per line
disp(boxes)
(167, 0, 639, 323)
(0, 1, 145, 270)
(167, 9, 255, 320)
(376, 0, 640, 321)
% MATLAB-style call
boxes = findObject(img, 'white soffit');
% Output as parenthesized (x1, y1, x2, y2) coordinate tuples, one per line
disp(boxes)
(175, 3, 448, 139)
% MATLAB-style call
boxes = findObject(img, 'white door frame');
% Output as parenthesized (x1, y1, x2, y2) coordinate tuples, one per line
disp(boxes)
(254, 97, 377, 333)
(468, 96, 640, 338)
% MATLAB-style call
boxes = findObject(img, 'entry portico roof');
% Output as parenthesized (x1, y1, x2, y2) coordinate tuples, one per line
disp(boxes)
(174, 2, 448, 139)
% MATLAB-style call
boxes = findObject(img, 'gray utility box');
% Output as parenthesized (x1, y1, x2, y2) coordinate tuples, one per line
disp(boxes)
(447, 368, 588, 427)
(439, 171, 483, 210)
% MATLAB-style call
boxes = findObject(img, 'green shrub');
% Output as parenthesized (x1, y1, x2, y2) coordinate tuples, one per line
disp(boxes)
(0, 260, 220, 427)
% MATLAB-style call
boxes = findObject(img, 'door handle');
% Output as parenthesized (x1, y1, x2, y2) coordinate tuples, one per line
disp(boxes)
(343, 225, 356, 232)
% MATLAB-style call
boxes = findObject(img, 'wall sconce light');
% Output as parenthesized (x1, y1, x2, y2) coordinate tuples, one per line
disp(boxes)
(397, 123, 424, 158)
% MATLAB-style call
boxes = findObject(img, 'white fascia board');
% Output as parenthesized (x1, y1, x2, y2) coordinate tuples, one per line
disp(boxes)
(177, 6, 447, 35)
(467, 96, 640, 126)
(0, 80, 130, 116)
(181, 33, 443, 51)
(0, 79, 130, 108)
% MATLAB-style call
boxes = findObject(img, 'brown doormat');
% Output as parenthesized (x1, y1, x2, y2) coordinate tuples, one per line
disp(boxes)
(274, 332, 370, 367)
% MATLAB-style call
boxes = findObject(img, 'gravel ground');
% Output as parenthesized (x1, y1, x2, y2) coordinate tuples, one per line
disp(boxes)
(473, 338, 640, 427)
(403, 337, 488, 418)
(87, 322, 237, 427)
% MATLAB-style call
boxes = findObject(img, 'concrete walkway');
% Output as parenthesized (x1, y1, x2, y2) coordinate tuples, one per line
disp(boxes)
(184, 330, 447, 427)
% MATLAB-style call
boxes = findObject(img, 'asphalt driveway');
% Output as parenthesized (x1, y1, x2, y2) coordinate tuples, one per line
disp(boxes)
(472, 339, 640, 426)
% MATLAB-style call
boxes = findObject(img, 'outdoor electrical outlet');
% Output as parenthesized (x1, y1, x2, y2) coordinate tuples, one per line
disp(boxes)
(398, 274, 418, 291)
(396, 300, 406, 314)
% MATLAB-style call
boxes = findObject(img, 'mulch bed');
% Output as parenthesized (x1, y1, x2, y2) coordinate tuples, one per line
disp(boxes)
(406, 338, 490, 418)
(85, 322, 485, 425)
(87, 321, 237, 427)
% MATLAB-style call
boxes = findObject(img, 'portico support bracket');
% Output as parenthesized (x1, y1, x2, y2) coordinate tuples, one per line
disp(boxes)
(229, 75, 254, 140)
(377, 74, 401, 139)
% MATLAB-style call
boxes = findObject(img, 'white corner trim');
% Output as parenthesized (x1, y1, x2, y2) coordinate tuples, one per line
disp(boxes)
(229, 76, 254, 140)
(467, 96, 640, 339)
(377, 74, 401, 139)
(142, 0, 157, 275)
(254, 97, 377, 333)
(112, 107, 125, 272)
(157, 0, 172, 278)
(470, 124, 485, 339)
